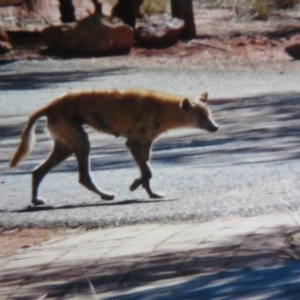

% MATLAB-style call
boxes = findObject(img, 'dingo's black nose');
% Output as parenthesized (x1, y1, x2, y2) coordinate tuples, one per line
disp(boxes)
(207, 121, 219, 133)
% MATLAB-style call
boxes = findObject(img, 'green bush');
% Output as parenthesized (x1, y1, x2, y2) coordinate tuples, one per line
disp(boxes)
(140, 0, 168, 15)
(250, 0, 274, 20)
(241, 0, 300, 20)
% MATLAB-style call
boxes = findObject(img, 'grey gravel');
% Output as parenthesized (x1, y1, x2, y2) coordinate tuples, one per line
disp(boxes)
(1, 59, 300, 229)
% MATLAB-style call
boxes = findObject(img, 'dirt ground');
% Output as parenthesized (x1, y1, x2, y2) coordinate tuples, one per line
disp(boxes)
(2, 33, 290, 64)
(1, 5, 300, 63)
(1, 4, 300, 258)
(0, 228, 63, 258)
(0, 227, 87, 258)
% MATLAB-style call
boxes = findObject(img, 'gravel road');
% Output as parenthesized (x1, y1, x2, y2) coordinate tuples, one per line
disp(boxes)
(1, 59, 300, 229)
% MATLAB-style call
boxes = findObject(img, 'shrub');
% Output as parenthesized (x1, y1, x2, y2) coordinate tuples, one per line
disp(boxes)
(250, 0, 274, 20)
(244, 0, 299, 20)
(196, 0, 300, 18)
(140, 0, 168, 15)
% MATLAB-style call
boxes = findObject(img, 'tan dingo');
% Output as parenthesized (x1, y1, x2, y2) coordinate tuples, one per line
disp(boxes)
(10, 89, 219, 205)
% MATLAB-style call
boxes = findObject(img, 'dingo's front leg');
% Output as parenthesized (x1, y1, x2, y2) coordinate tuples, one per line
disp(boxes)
(126, 140, 165, 199)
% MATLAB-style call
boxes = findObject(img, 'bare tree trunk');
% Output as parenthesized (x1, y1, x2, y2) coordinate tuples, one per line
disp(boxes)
(58, 0, 76, 23)
(90, 0, 102, 14)
(112, 0, 143, 28)
(171, 0, 196, 40)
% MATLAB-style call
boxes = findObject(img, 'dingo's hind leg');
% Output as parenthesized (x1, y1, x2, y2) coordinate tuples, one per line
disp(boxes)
(126, 140, 165, 199)
(74, 130, 115, 201)
(32, 141, 73, 205)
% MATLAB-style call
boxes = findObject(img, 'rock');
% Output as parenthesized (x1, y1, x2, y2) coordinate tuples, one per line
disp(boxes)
(285, 35, 300, 60)
(41, 14, 134, 55)
(135, 18, 184, 48)
(0, 30, 12, 54)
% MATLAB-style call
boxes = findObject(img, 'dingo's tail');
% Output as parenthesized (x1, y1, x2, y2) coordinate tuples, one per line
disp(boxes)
(10, 109, 46, 168)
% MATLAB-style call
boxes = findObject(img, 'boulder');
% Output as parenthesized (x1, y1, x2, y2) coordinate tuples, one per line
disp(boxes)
(285, 35, 300, 60)
(135, 18, 184, 48)
(41, 14, 134, 55)
(0, 30, 12, 54)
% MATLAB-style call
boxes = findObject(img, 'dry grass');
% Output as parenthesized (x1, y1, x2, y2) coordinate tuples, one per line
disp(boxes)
(196, 0, 300, 20)
(137, 0, 300, 20)
(274, 0, 299, 9)
(196, 0, 299, 8)
(240, 0, 300, 20)
(24, 0, 300, 20)
(140, 0, 169, 15)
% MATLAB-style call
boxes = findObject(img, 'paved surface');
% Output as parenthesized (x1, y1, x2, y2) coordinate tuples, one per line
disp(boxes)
(1, 211, 300, 299)
(1, 59, 300, 298)
(1, 60, 300, 228)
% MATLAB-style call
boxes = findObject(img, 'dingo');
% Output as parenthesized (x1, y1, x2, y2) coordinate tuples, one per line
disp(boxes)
(10, 89, 218, 205)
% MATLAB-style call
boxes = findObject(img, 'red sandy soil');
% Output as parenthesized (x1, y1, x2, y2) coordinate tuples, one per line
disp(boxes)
(0, 228, 85, 258)
(0, 3, 299, 63)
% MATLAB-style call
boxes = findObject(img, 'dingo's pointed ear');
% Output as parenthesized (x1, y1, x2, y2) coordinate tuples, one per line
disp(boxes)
(199, 92, 208, 103)
(180, 98, 192, 112)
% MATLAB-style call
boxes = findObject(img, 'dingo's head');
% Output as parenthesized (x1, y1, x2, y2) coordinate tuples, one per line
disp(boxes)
(180, 92, 219, 133)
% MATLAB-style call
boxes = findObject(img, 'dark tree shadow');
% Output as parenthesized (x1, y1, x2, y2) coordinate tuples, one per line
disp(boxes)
(0, 66, 135, 91)
(1, 226, 300, 299)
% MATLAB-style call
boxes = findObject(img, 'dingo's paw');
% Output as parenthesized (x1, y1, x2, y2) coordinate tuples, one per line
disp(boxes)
(32, 198, 46, 206)
(149, 191, 165, 199)
(101, 193, 115, 201)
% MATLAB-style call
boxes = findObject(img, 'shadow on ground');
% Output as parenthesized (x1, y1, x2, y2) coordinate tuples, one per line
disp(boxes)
(9, 198, 177, 213)
(1, 226, 300, 299)
(0, 67, 135, 91)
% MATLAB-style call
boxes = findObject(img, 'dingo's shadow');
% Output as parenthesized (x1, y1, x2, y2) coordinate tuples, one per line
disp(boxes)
(11, 199, 177, 213)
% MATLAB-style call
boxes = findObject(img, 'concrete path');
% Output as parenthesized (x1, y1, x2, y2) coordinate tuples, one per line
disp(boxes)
(1, 212, 300, 299)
